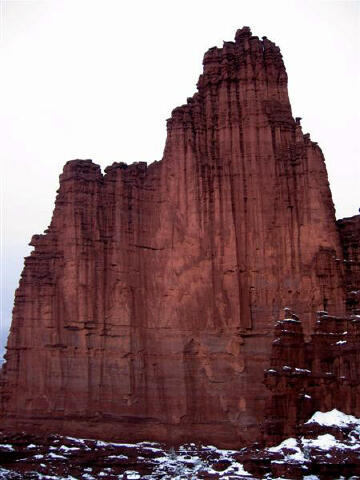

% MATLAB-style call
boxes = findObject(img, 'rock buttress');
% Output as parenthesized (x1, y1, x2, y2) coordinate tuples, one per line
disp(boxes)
(337, 215, 360, 313)
(0, 28, 346, 447)
(264, 310, 360, 445)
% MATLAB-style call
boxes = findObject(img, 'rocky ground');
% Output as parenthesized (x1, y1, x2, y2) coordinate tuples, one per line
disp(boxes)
(0, 410, 359, 479)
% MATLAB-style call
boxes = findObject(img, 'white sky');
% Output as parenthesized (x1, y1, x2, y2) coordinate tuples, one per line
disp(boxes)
(0, 0, 359, 354)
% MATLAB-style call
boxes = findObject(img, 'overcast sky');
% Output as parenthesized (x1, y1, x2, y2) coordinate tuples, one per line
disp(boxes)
(0, 0, 359, 356)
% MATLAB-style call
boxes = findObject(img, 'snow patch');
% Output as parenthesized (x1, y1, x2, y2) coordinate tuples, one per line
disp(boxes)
(47, 452, 67, 459)
(123, 472, 141, 479)
(305, 409, 359, 428)
(59, 445, 80, 452)
(303, 433, 338, 450)
(268, 437, 298, 452)
(107, 454, 128, 460)
(268, 437, 306, 463)
(294, 368, 311, 373)
(0, 444, 14, 451)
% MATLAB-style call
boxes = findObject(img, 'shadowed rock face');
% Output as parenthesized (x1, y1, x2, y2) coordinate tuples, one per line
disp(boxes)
(0, 27, 347, 447)
(337, 215, 360, 313)
(264, 309, 360, 445)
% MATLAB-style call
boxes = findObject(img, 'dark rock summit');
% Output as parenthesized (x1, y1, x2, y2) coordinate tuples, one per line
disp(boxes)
(0, 28, 358, 448)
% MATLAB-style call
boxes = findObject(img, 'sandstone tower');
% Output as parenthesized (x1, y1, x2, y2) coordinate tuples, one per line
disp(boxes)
(0, 28, 348, 447)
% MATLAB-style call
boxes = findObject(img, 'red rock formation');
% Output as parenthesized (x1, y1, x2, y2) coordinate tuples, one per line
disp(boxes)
(337, 215, 360, 313)
(264, 309, 360, 445)
(0, 27, 346, 447)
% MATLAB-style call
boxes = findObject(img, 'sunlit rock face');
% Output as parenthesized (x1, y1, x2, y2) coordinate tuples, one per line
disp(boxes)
(0, 27, 347, 447)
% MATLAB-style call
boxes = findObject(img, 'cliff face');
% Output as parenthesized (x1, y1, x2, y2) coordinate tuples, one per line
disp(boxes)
(0, 28, 346, 447)
(337, 215, 360, 313)
(264, 309, 360, 445)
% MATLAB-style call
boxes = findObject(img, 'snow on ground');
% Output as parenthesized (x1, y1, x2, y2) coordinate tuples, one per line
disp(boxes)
(305, 408, 360, 428)
(0, 409, 359, 478)
(263, 408, 360, 478)
(268, 437, 298, 452)
(0, 443, 14, 451)
(268, 437, 306, 463)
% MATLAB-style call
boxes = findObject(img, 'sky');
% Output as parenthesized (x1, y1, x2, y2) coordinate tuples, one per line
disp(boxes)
(0, 0, 359, 356)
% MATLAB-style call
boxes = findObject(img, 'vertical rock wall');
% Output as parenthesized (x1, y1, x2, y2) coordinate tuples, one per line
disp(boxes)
(337, 215, 360, 313)
(0, 28, 346, 447)
(264, 310, 360, 445)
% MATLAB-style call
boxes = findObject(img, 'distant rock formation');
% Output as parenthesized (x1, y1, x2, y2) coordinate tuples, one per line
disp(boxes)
(0, 27, 355, 447)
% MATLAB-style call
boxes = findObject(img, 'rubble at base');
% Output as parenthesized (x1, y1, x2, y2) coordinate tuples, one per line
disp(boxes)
(0, 408, 359, 479)
(0, 433, 251, 479)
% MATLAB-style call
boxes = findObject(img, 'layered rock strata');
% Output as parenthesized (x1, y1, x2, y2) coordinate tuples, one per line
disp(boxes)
(0, 27, 346, 447)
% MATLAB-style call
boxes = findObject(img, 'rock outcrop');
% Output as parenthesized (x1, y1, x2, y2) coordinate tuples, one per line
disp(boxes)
(264, 309, 360, 445)
(337, 215, 360, 313)
(0, 28, 348, 447)
(1, 411, 360, 479)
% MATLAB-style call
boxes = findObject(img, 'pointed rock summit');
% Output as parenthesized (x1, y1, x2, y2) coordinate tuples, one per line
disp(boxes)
(0, 28, 354, 447)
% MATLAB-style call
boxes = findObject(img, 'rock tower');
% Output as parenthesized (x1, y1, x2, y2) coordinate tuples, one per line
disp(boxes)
(0, 28, 349, 447)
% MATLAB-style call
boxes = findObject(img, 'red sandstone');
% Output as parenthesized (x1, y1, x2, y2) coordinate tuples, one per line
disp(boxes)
(0, 27, 356, 448)
(264, 308, 360, 445)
